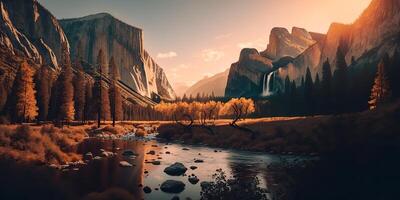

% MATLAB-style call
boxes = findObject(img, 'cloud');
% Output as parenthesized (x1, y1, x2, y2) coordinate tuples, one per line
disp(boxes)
(157, 51, 177, 59)
(215, 33, 232, 40)
(202, 49, 224, 62)
(237, 38, 266, 50)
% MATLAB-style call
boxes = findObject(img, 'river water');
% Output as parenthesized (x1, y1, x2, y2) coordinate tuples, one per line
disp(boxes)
(0, 134, 294, 200)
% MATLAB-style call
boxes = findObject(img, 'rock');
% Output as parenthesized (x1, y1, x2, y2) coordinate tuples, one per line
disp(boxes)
(143, 186, 152, 193)
(100, 149, 105, 152)
(190, 166, 197, 170)
(144, 170, 149, 174)
(154, 188, 159, 191)
(152, 145, 158, 147)
(84, 152, 93, 160)
(166, 151, 171, 154)
(164, 162, 187, 176)
(214, 150, 218, 152)
(119, 161, 133, 167)
(160, 180, 186, 193)
(101, 151, 112, 157)
(147, 150, 156, 155)
(49, 164, 59, 169)
(194, 159, 204, 163)
(200, 181, 212, 189)
(93, 156, 102, 160)
(188, 176, 199, 184)
(182, 148, 190, 151)
(171, 196, 180, 200)
(60, 14, 176, 99)
(122, 149, 138, 156)
(152, 161, 161, 165)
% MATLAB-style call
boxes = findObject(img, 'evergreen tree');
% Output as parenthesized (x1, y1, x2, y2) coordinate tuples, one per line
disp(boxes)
(84, 81, 93, 121)
(304, 67, 314, 114)
(289, 81, 297, 114)
(58, 52, 75, 124)
(368, 60, 391, 110)
(14, 61, 38, 122)
(333, 38, 349, 113)
(35, 65, 51, 121)
(94, 49, 111, 127)
(284, 75, 291, 95)
(182, 94, 188, 102)
(73, 54, 86, 122)
(321, 59, 333, 113)
(314, 73, 321, 113)
(109, 56, 123, 126)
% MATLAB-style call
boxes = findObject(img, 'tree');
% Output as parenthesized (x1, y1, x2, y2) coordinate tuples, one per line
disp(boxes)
(220, 98, 255, 127)
(58, 52, 75, 124)
(93, 49, 111, 127)
(333, 38, 349, 113)
(321, 59, 333, 113)
(368, 60, 391, 110)
(73, 54, 86, 122)
(84, 81, 93, 121)
(108, 56, 123, 126)
(304, 67, 314, 114)
(14, 61, 38, 122)
(35, 65, 51, 121)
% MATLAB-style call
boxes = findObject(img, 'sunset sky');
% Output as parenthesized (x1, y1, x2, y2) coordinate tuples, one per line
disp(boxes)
(38, 0, 372, 96)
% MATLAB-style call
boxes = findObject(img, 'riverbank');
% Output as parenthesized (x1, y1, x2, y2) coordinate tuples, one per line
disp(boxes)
(157, 101, 400, 155)
(0, 122, 137, 165)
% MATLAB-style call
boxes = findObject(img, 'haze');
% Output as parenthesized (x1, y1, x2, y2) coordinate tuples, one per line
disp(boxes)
(38, 0, 371, 96)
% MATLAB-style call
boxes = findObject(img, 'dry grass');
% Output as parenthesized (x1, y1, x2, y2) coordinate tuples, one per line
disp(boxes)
(0, 124, 88, 164)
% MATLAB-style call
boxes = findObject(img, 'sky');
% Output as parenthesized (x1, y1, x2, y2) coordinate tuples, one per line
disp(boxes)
(38, 0, 372, 96)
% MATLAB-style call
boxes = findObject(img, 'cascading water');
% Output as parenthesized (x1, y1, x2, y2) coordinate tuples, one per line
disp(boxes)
(262, 72, 274, 96)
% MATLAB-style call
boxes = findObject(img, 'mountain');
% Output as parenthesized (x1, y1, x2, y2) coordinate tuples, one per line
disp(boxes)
(225, 0, 400, 97)
(272, 0, 400, 91)
(0, 0, 69, 69)
(185, 69, 229, 97)
(225, 27, 317, 97)
(59, 13, 176, 100)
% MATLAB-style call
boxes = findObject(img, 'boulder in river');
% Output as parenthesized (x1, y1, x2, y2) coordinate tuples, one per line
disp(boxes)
(200, 181, 212, 189)
(188, 175, 199, 184)
(190, 166, 197, 170)
(194, 159, 204, 163)
(164, 162, 187, 176)
(84, 152, 93, 160)
(119, 161, 133, 167)
(143, 186, 152, 193)
(160, 180, 186, 193)
(122, 149, 138, 156)
(152, 161, 161, 165)
(171, 196, 179, 200)
(147, 150, 156, 155)
(165, 151, 171, 154)
(182, 148, 190, 151)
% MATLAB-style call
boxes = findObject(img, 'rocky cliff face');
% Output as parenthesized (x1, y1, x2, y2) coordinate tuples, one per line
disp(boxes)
(227, 0, 400, 97)
(225, 27, 317, 97)
(185, 69, 229, 97)
(273, 0, 400, 90)
(0, 0, 69, 69)
(262, 27, 316, 60)
(225, 48, 273, 97)
(60, 13, 175, 99)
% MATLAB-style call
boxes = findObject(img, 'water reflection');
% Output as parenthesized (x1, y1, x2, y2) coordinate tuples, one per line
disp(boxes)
(0, 138, 285, 200)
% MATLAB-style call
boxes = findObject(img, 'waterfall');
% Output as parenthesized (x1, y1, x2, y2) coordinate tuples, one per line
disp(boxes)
(262, 72, 274, 96)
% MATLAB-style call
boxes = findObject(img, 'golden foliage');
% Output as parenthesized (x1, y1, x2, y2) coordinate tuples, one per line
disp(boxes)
(15, 61, 38, 121)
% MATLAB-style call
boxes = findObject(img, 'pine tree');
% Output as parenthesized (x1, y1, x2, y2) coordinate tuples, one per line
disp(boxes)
(73, 54, 86, 122)
(35, 65, 51, 121)
(321, 59, 332, 113)
(94, 49, 111, 127)
(368, 60, 391, 110)
(14, 61, 38, 122)
(109, 56, 123, 126)
(284, 75, 291, 95)
(182, 94, 188, 102)
(333, 38, 349, 113)
(84, 81, 93, 121)
(304, 67, 314, 114)
(58, 52, 75, 123)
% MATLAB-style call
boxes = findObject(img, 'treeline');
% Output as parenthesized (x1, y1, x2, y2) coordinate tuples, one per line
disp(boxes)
(264, 40, 399, 116)
(0, 49, 131, 126)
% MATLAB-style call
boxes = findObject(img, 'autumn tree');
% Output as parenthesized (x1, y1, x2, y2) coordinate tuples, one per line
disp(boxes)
(109, 56, 123, 126)
(14, 61, 38, 122)
(93, 49, 111, 127)
(220, 98, 255, 127)
(369, 60, 391, 110)
(58, 52, 75, 124)
(84, 81, 93, 121)
(35, 65, 51, 121)
(73, 53, 86, 122)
